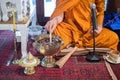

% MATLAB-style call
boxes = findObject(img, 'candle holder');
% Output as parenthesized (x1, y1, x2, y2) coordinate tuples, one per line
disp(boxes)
(33, 34, 63, 68)
(18, 52, 40, 75)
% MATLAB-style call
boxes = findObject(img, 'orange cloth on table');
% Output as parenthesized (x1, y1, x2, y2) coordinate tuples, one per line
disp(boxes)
(50, 0, 119, 51)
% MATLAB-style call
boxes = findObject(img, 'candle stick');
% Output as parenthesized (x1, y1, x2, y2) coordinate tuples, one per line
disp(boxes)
(49, 33, 52, 43)
(11, 10, 18, 64)
(12, 10, 16, 31)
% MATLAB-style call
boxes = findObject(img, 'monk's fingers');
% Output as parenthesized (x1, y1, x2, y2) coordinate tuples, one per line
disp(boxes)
(94, 29, 101, 35)
(44, 21, 50, 32)
(49, 19, 58, 33)
(90, 30, 99, 37)
(50, 23, 57, 33)
(44, 21, 55, 32)
(44, 17, 58, 33)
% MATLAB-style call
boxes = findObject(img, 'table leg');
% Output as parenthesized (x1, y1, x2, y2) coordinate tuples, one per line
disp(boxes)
(19, 26, 28, 58)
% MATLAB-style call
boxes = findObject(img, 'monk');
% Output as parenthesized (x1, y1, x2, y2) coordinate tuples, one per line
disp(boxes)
(44, 0, 119, 56)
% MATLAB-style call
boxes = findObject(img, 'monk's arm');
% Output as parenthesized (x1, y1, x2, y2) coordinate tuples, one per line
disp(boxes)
(50, 0, 80, 19)
(95, 0, 105, 26)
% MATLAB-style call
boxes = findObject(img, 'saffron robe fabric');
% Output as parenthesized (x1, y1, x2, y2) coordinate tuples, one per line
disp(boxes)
(50, 0, 119, 51)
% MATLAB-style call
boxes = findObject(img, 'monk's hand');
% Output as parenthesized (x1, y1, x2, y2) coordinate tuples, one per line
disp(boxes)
(44, 17, 58, 33)
(44, 13, 64, 33)
(91, 25, 103, 36)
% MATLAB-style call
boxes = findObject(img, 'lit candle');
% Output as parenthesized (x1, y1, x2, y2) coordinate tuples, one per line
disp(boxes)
(12, 10, 16, 31)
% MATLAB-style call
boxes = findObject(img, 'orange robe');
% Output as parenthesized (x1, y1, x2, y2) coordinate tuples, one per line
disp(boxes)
(51, 0, 119, 50)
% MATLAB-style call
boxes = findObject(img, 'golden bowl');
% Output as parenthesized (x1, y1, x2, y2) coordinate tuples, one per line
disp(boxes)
(33, 34, 63, 68)
(33, 34, 63, 56)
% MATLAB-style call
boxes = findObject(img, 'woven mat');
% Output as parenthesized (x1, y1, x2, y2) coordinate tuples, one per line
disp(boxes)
(0, 30, 120, 80)
(0, 53, 112, 80)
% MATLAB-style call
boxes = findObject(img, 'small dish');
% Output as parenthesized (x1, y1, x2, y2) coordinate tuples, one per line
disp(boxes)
(105, 55, 120, 64)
